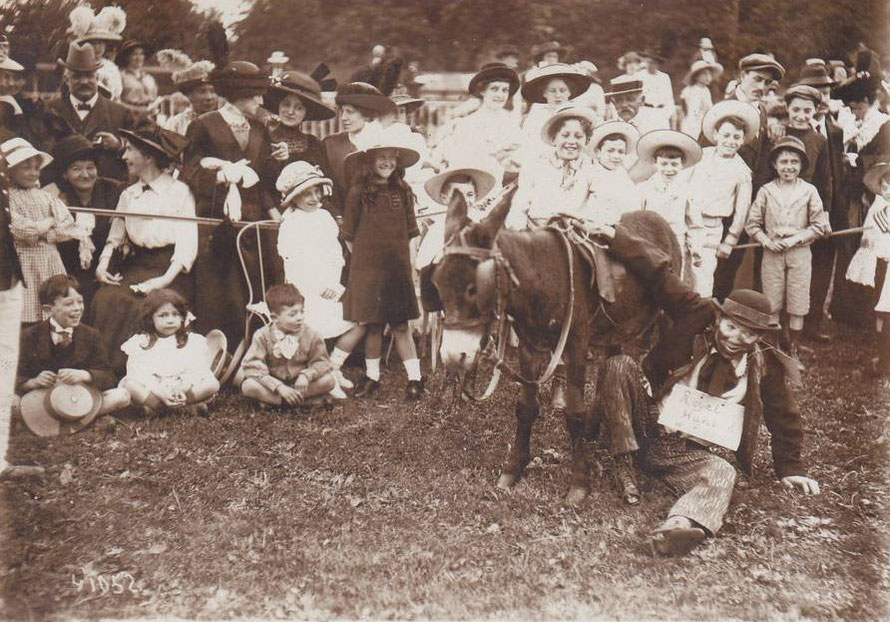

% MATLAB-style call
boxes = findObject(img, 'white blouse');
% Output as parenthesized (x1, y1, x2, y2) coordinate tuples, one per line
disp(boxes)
(121, 332, 213, 389)
(586, 162, 640, 225)
(105, 174, 199, 271)
(439, 108, 525, 181)
(508, 151, 598, 229)
(277, 207, 344, 296)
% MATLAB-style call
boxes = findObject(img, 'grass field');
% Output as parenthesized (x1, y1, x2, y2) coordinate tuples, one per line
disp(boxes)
(1, 321, 888, 621)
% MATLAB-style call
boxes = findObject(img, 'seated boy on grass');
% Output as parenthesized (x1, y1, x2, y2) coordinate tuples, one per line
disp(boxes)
(239, 283, 336, 407)
(16, 274, 130, 417)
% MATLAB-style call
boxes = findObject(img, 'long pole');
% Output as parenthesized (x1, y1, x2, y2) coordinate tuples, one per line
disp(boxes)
(66, 206, 282, 230)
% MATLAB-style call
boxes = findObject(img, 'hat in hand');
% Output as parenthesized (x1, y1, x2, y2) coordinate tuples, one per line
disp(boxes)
(20, 383, 104, 437)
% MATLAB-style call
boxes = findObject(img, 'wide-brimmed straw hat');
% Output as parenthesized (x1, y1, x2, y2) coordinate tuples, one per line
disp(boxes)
(20, 383, 104, 437)
(1, 137, 52, 169)
(701, 99, 761, 145)
(738, 53, 785, 81)
(389, 86, 425, 115)
(265, 70, 336, 121)
(335, 81, 395, 114)
(770, 135, 809, 171)
(114, 40, 154, 67)
(343, 125, 420, 183)
(521, 63, 592, 103)
(57, 41, 101, 73)
(467, 62, 520, 98)
(424, 168, 496, 205)
(713, 289, 781, 332)
(277, 161, 333, 206)
(636, 130, 702, 167)
(540, 105, 598, 145)
(864, 162, 890, 196)
(590, 121, 640, 153)
(684, 59, 723, 85)
(70, 5, 126, 44)
(119, 126, 188, 160)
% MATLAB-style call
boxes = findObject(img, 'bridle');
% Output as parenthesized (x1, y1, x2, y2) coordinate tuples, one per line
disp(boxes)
(438, 222, 575, 401)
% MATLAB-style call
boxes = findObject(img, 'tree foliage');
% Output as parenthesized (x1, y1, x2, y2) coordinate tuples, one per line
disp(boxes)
(232, 0, 888, 86)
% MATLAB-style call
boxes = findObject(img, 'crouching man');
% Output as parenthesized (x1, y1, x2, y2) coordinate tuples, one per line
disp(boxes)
(590, 221, 820, 556)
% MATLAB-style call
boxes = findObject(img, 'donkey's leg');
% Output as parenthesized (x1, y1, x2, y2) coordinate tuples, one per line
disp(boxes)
(563, 328, 591, 507)
(497, 347, 541, 489)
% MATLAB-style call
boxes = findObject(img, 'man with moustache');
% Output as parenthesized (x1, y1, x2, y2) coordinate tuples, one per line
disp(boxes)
(47, 42, 148, 183)
(605, 75, 661, 134)
(585, 220, 820, 557)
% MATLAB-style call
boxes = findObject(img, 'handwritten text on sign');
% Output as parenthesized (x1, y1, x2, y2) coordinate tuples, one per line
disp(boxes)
(658, 384, 745, 450)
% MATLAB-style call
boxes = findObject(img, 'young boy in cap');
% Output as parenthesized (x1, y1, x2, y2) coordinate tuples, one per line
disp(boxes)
(635, 129, 703, 283)
(15, 274, 130, 425)
(581, 220, 820, 556)
(745, 136, 831, 361)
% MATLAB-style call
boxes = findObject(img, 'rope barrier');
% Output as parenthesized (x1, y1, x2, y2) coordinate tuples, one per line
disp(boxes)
(66, 206, 282, 230)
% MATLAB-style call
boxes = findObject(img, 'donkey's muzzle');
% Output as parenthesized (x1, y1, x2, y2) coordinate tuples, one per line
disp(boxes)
(440, 328, 485, 371)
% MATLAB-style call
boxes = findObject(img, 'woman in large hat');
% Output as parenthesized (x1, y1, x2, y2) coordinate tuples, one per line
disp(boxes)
(508, 105, 600, 229)
(156, 49, 218, 137)
(116, 40, 158, 113)
(265, 69, 335, 170)
(90, 125, 196, 372)
(183, 55, 281, 357)
(437, 62, 525, 186)
(520, 63, 592, 157)
(679, 59, 723, 139)
(44, 134, 124, 310)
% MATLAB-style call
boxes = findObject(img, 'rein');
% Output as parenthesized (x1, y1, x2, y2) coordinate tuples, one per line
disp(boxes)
(441, 225, 576, 400)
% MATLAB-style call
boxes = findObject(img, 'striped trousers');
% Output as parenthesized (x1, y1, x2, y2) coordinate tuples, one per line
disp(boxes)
(596, 354, 736, 534)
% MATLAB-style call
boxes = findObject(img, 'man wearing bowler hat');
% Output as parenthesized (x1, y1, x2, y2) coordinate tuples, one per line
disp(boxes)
(584, 220, 820, 557)
(47, 41, 149, 183)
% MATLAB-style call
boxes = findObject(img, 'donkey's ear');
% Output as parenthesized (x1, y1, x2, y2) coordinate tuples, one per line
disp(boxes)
(444, 190, 469, 245)
(477, 183, 517, 240)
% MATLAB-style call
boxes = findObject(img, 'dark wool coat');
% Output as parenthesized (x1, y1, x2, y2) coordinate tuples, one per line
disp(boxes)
(16, 320, 116, 393)
(608, 225, 806, 478)
(47, 94, 149, 183)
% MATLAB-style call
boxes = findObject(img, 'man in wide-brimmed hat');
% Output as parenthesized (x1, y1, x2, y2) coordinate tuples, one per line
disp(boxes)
(47, 41, 149, 183)
(583, 220, 820, 557)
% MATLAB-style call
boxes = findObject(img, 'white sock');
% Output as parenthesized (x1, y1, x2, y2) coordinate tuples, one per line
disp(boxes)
(365, 358, 380, 381)
(330, 347, 350, 368)
(403, 358, 421, 381)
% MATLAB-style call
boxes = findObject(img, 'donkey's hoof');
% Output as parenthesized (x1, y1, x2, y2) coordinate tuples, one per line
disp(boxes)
(563, 486, 588, 507)
(497, 472, 519, 489)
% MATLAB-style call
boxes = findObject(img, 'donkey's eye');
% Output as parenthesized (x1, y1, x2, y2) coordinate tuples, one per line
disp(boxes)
(465, 283, 477, 297)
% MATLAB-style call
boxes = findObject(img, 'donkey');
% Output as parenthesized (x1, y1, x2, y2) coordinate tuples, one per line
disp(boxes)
(431, 187, 680, 506)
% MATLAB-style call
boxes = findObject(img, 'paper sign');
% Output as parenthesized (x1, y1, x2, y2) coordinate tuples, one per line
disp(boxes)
(658, 384, 745, 451)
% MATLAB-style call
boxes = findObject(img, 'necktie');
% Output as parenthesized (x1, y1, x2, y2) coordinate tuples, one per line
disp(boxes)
(52, 327, 73, 347)
(697, 353, 734, 397)
(76, 102, 91, 112)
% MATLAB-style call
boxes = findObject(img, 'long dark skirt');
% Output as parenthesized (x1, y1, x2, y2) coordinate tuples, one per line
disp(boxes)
(90, 245, 195, 373)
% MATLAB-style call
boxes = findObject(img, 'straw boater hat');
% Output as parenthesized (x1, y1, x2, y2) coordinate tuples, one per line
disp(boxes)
(57, 41, 102, 73)
(605, 75, 643, 99)
(389, 84, 424, 115)
(684, 59, 724, 85)
(277, 161, 333, 207)
(1, 137, 52, 169)
(636, 130, 703, 167)
(521, 63, 592, 103)
(738, 53, 785, 81)
(425, 168, 496, 206)
(467, 62, 520, 98)
(540, 105, 599, 145)
(770, 135, 810, 171)
(335, 81, 395, 114)
(714, 289, 781, 332)
(589, 120, 640, 152)
(342, 125, 421, 183)
(701, 99, 761, 144)
(265, 70, 336, 121)
(156, 49, 215, 94)
(20, 382, 104, 437)
(68, 5, 126, 44)
(114, 40, 154, 67)
(864, 162, 890, 195)
(118, 125, 189, 161)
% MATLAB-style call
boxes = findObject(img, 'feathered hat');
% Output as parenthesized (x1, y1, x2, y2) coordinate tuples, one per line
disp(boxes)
(156, 48, 215, 94)
(205, 22, 268, 101)
(69, 5, 126, 43)
(350, 57, 403, 97)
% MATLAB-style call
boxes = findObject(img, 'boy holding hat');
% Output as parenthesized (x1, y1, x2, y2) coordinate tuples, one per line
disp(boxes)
(580, 220, 820, 556)
(746, 136, 830, 360)
(15, 274, 130, 436)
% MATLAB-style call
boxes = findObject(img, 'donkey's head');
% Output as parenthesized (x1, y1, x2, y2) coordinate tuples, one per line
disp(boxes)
(432, 185, 516, 372)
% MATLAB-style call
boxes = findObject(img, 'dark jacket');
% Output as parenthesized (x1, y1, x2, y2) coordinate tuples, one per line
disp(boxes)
(608, 225, 806, 478)
(16, 320, 116, 393)
(0, 163, 23, 290)
(819, 115, 847, 229)
(47, 94, 148, 182)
